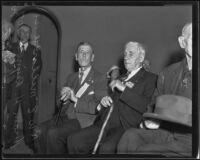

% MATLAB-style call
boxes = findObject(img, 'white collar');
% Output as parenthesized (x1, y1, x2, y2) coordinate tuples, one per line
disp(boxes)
(19, 42, 28, 50)
(125, 67, 142, 81)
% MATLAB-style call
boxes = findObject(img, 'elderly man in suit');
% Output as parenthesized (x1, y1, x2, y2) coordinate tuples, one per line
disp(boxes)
(4, 24, 42, 151)
(117, 22, 192, 157)
(37, 42, 107, 154)
(67, 41, 157, 154)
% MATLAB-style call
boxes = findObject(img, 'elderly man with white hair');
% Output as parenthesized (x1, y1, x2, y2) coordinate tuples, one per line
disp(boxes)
(67, 41, 157, 154)
(117, 22, 192, 157)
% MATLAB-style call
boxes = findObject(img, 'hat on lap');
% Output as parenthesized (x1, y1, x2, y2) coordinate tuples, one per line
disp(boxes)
(143, 94, 192, 127)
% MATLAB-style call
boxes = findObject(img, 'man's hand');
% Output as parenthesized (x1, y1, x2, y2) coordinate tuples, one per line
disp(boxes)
(101, 96, 113, 108)
(69, 89, 78, 104)
(60, 87, 71, 104)
(109, 80, 126, 92)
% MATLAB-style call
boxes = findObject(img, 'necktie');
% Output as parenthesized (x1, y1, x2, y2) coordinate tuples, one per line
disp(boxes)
(21, 45, 25, 54)
(79, 71, 84, 85)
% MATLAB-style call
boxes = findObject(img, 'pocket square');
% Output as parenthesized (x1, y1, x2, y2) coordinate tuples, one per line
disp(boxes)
(88, 91, 95, 95)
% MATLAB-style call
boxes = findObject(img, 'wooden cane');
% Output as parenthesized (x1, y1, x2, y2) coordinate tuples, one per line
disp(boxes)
(92, 103, 114, 154)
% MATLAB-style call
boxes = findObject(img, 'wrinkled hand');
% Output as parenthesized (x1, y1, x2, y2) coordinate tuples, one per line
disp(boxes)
(101, 96, 113, 108)
(60, 87, 71, 104)
(109, 80, 126, 92)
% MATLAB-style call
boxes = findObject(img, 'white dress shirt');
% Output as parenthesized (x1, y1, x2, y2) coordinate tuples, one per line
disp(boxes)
(19, 42, 28, 52)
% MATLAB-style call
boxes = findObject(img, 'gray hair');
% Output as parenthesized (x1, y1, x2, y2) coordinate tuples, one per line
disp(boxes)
(76, 41, 94, 54)
(125, 41, 146, 58)
(181, 22, 192, 37)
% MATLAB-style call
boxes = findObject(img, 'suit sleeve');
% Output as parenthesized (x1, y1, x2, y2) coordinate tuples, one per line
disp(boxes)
(119, 74, 157, 114)
(75, 74, 108, 114)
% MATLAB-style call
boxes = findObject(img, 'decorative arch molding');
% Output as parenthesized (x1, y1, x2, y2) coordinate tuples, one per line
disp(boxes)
(11, 5, 62, 108)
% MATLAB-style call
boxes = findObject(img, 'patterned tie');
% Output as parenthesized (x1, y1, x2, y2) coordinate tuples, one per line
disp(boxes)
(21, 45, 25, 55)
(79, 71, 84, 85)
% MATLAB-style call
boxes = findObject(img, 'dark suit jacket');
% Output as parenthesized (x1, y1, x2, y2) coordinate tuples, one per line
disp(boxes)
(9, 42, 42, 106)
(10, 42, 42, 87)
(62, 67, 108, 128)
(155, 58, 191, 99)
(96, 68, 157, 130)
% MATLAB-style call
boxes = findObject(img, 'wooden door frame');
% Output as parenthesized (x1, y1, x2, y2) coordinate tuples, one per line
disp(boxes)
(11, 5, 62, 110)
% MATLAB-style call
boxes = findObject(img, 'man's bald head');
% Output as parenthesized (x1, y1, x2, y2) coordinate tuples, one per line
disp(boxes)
(178, 22, 192, 58)
(181, 22, 192, 38)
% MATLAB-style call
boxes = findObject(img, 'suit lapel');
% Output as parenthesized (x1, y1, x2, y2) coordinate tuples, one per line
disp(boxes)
(128, 68, 145, 84)
(17, 43, 21, 55)
(72, 73, 80, 93)
(169, 59, 186, 93)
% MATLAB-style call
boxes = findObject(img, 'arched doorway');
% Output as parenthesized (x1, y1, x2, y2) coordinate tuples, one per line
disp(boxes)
(10, 6, 61, 125)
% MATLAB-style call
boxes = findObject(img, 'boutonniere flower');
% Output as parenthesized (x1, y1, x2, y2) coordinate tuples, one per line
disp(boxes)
(125, 81, 134, 88)
(2, 50, 16, 65)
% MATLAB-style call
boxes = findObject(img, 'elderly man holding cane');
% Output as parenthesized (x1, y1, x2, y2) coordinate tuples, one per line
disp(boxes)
(37, 42, 107, 154)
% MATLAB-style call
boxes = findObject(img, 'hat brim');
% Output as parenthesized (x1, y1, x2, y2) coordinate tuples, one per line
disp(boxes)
(143, 113, 192, 127)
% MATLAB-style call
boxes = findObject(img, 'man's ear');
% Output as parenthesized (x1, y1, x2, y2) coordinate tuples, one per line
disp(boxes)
(91, 54, 95, 62)
(178, 36, 185, 49)
(75, 53, 78, 61)
(140, 54, 145, 63)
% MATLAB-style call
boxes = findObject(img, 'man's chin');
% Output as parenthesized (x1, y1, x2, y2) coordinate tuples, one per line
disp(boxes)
(79, 64, 91, 68)
(125, 65, 132, 71)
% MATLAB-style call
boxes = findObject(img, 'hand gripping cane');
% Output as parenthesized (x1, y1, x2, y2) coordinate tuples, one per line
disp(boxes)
(92, 103, 114, 154)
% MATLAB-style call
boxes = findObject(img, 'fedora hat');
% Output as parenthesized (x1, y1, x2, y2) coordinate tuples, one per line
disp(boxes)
(143, 94, 192, 127)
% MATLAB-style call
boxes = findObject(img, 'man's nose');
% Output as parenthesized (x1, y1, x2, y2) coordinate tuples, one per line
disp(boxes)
(82, 53, 87, 57)
(124, 56, 129, 60)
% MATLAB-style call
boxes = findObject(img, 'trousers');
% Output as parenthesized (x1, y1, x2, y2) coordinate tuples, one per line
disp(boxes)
(37, 115, 81, 154)
(5, 87, 35, 149)
(67, 124, 125, 154)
